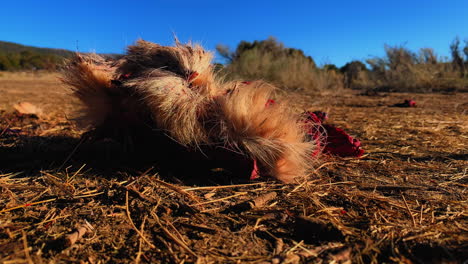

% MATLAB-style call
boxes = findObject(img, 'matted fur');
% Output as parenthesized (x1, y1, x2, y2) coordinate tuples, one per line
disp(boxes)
(61, 39, 318, 183)
(216, 81, 314, 183)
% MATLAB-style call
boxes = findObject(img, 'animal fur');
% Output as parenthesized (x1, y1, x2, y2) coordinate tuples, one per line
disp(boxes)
(61, 39, 317, 183)
(215, 81, 313, 183)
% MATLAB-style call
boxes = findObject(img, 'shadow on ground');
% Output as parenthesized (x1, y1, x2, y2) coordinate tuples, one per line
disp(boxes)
(0, 130, 256, 186)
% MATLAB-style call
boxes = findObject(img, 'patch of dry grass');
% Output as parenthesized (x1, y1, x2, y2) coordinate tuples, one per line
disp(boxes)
(0, 73, 467, 263)
(0, 71, 78, 115)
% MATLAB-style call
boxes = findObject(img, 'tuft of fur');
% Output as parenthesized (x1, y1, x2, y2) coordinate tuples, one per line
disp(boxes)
(118, 40, 222, 146)
(216, 81, 314, 183)
(61, 54, 149, 142)
(119, 40, 217, 96)
(61, 54, 116, 128)
(61, 39, 318, 183)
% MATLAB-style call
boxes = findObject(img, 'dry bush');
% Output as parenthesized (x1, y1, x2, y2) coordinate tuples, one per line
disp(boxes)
(348, 44, 468, 92)
(313, 68, 344, 91)
(218, 37, 344, 92)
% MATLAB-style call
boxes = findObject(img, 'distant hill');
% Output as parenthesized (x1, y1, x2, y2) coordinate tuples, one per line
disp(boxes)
(0, 41, 75, 58)
(0, 41, 120, 71)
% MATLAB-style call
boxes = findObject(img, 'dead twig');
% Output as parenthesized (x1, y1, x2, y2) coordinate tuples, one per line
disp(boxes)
(21, 230, 33, 264)
(0, 198, 58, 214)
(178, 222, 217, 234)
(135, 216, 147, 264)
(221, 192, 277, 213)
(183, 182, 266, 191)
(151, 211, 197, 256)
(359, 185, 430, 191)
(147, 175, 201, 204)
(125, 191, 156, 249)
(191, 192, 248, 206)
(402, 194, 417, 227)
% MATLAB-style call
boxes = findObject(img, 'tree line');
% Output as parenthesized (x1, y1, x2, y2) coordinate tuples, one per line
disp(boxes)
(0, 41, 75, 71)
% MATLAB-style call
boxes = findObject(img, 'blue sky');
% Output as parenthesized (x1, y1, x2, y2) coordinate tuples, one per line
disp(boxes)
(1, 0, 468, 66)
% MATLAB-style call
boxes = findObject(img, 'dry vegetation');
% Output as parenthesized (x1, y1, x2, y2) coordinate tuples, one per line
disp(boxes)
(218, 37, 468, 93)
(217, 37, 345, 92)
(351, 45, 468, 93)
(0, 72, 467, 263)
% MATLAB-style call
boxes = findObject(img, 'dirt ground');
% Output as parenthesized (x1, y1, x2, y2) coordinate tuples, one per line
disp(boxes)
(0, 72, 467, 263)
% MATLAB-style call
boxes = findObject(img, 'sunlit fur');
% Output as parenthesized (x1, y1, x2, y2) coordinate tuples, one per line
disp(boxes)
(61, 39, 318, 183)
(119, 40, 220, 146)
(118, 40, 217, 96)
(60, 54, 116, 128)
(215, 81, 314, 183)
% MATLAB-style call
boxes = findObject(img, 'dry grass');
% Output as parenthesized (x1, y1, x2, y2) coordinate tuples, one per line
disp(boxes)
(0, 71, 78, 115)
(0, 72, 467, 263)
